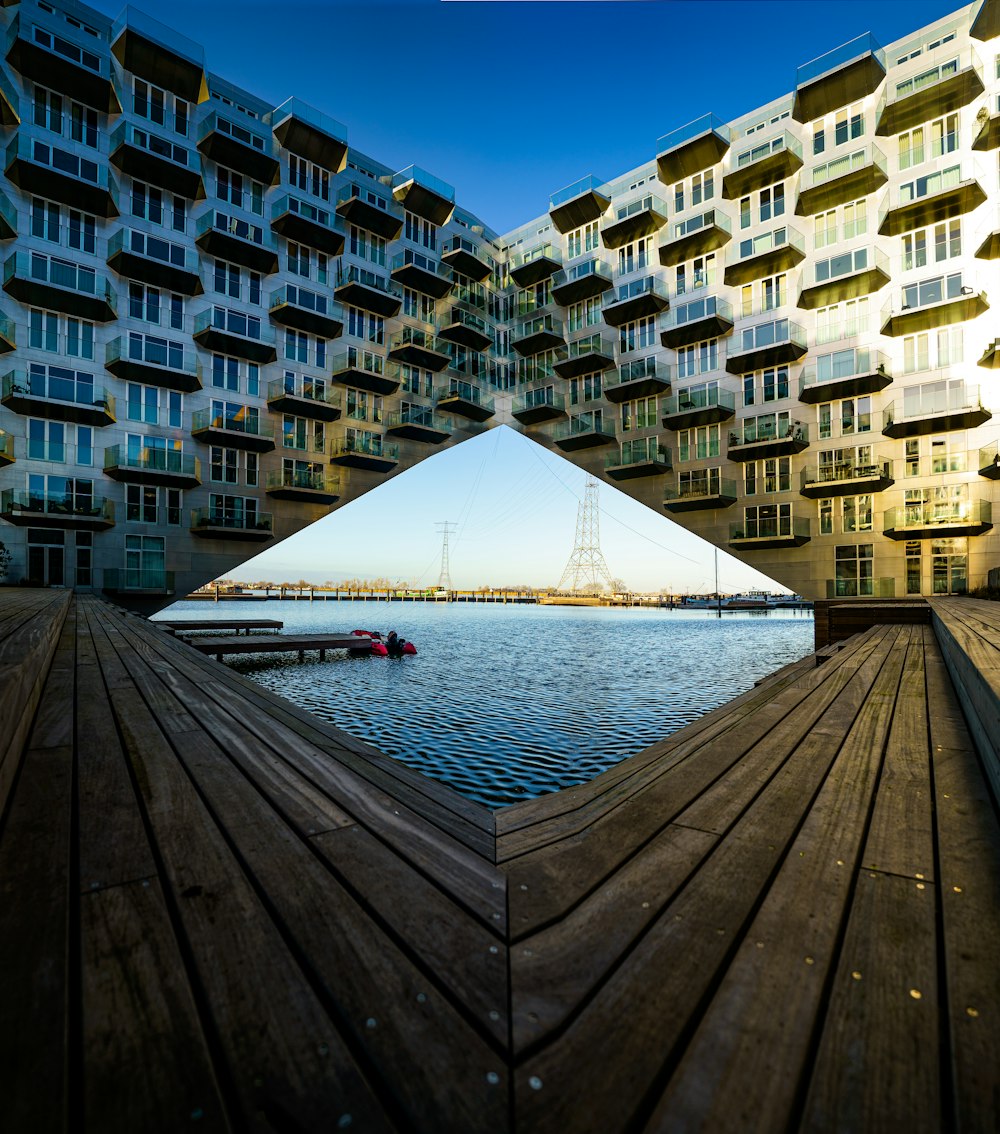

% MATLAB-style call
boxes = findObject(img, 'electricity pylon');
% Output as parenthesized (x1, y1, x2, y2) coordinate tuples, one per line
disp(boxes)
(557, 477, 616, 592)
(436, 521, 456, 590)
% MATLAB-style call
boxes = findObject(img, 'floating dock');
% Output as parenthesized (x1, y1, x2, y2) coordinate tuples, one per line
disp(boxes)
(0, 590, 997, 1131)
(187, 631, 372, 661)
(156, 618, 284, 635)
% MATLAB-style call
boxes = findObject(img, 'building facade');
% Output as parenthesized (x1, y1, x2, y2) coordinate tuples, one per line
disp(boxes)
(0, 0, 997, 607)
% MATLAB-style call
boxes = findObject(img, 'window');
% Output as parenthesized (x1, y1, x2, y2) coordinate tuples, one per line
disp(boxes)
(617, 237, 653, 276)
(216, 166, 264, 216)
(210, 446, 239, 484)
(759, 185, 785, 223)
(740, 275, 787, 317)
(817, 396, 872, 440)
(815, 297, 869, 345)
(288, 154, 331, 201)
(129, 283, 185, 329)
(834, 544, 874, 597)
(906, 541, 922, 594)
(619, 316, 656, 354)
(569, 373, 602, 405)
(403, 287, 436, 324)
(126, 384, 182, 427)
(678, 424, 720, 462)
(568, 296, 602, 333)
(675, 254, 716, 295)
(33, 85, 98, 148)
(620, 396, 657, 432)
(742, 366, 789, 406)
(284, 329, 327, 368)
(212, 260, 262, 306)
(741, 503, 792, 538)
(348, 225, 387, 267)
(211, 355, 259, 396)
(931, 538, 966, 595)
(819, 498, 834, 535)
(345, 387, 383, 423)
(133, 78, 188, 136)
(288, 242, 329, 285)
(29, 309, 94, 360)
(842, 495, 874, 533)
(744, 457, 790, 495)
(404, 211, 436, 250)
(125, 483, 180, 525)
(901, 220, 961, 271)
(678, 467, 722, 496)
(902, 327, 963, 373)
(400, 365, 433, 398)
(282, 415, 325, 453)
(346, 306, 384, 345)
(30, 198, 96, 253)
(131, 181, 186, 233)
(834, 104, 865, 146)
(898, 114, 959, 170)
(676, 339, 719, 379)
(566, 222, 599, 259)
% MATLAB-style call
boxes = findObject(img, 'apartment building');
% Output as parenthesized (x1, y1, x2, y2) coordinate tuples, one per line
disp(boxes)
(0, 0, 997, 606)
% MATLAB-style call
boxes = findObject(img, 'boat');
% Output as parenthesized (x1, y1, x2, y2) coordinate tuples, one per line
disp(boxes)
(350, 629, 417, 656)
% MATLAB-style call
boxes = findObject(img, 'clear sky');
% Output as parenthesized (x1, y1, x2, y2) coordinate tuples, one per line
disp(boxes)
(88, 0, 969, 591)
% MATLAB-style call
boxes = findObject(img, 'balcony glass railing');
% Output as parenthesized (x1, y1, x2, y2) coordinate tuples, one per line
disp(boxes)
(391, 165, 455, 202)
(0, 429, 12, 462)
(882, 271, 983, 326)
(390, 248, 449, 279)
(733, 130, 802, 170)
(803, 245, 888, 288)
(386, 407, 451, 432)
(801, 459, 891, 488)
(5, 250, 116, 308)
(331, 436, 399, 460)
(331, 347, 385, 375)
(515, 313, 563, 339)
(14, 7, 108, 72)
(191, 507, 273, 533)
(550, 174, 607, 209)
(269, 284, 338, 319)
(1, 488, 113, 522)
(552, 413, 610, 440)
(666, 294, 733, 329)
(195, 209, 277, 251)
(729, 417, 809, 446)
(735, 318, 807, 355)
(608, 276, 669, 305)
(883, 45, 981, 108)
(885, 500, 991, 531)
(106, 333, 196, 376)
(513, 387, 564, 414)
(194, 307, 275, 345)
(267, 376, 340, 409)
(885, 381, 982, 426)
(669, 209, 731, 243)
(335, 264, 400, 297)
(566, 333, 613, 360)
(802, 144, 887, 191)
(191, 408, 274, 439)
(665, 475, 738, 502)
(616, 356, 670, 386)
(103, 568, 175, 592)
(800, 347, 889, 394)
(265, 469, 339, 494)
(3, 368, 113, 413)
(730, 516, 810, 541)
(270, 96, 347, 144)
(606, 438, 670, 468)
(6, 135, 114, 192)
(271, 193, 342, 232)
(511, 242, 562, 271)
(439, 379, 494, 411)
(734, 225, 805, 263)
(796, 32, 884, 86)
(662, 387, 736, 416)
(108, 227, 197, 274)
(657, 113, 732, 155)
(199, 109, 275, 156)
(609, 189, 666, 221)
(109, 120, 194, 169)
(104, 445, 199, 477)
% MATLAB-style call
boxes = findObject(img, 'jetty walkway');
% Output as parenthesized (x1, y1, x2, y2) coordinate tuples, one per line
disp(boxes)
(0, 589, 997, 1132)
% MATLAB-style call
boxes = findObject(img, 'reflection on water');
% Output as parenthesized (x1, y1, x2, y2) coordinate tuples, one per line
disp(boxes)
(158, 601, 814, 809)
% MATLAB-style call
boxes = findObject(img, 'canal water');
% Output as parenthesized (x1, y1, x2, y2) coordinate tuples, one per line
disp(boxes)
(156, 601, 814, 809)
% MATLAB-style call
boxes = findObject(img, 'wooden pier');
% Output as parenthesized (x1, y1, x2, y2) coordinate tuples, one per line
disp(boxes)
(186, 631, 372, 662)
(0, 589, 997, 1132)
(156, 618, 284, 635)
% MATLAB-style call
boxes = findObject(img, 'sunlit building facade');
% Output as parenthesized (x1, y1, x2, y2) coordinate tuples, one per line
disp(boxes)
(0, 0, 997, 606)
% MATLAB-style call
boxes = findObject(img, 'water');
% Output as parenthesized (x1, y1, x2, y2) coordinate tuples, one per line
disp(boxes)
(157, 601, 814, 810)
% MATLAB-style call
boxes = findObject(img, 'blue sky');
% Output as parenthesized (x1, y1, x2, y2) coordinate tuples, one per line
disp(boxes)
(90, 0, 968, 590)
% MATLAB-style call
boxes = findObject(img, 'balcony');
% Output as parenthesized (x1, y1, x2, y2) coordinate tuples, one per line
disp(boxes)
(0, 489, 114, 532)
(880, 273, 989, 337)
(878, 162, 987, 237)
(659, 209, 732, 267)
(104, 445, 201, 488)
(605, 439, 672, 481)
(976, 207, 1000, 260)
(0, 189, 14, 241)
(268, 285, 343, 338)
(601, 277, 670, 327)
(600, 190, 668, 249)
(551, 258, 614, 306)
(436, 380, 495, 422)
(664, 477, 739, 513)
(335, 183, 403, 240)
(270, 97, 348, 174)
(553, 334, 615, 380)
(0, 428, 12, 467)
(973, 102, 1000, 152)
(271, 195, 345, 256)
(191, 508, 274, 542)
(439, 305, 492, 352)
(799, 459, 893, 499)
(548, 174, 610, 234)
(882, 381, 990, 439)
(727, 418, 809, 462)
(6, 10, 119, 113)
(3, 251, 116, 322)
(441, 236, 492, 282)
(876, 47, 984, 136)
(660, 295, 734, 349)
(2, 368, 115, 428)
(329, 437, 399, 473)
(509, 243, 562, 288)
(799, 347, 892, 404)
(330, 349, 399, 396)
(552, 413, 617, 452)
(725, 319, 807, 374)
(333, 266, 402, 317)
(266, 377, 342, 422)
(513, 313, 565, 357)
(390, 249, 453, 299)
(723, 131, 804, 198)
(979, 442, 1000, 480)
(111, 8, 206, 101)
(661, 387, 736, 430)
(195, 210, 279, 275)
(657, 114, 732, 183)
(191, 409, 276, 453)
(105, 334, 201, 392)
(0, 311, 13, 354)
(103, 568, 175, 597)
(385, 407, 452, 445)
(798, 245, 891, 309)
(511, 387, 566, 426)
(723, 225, 805, 286)
(0, 66, 18, 127)
(603, 357, 671, 404)
(793, 33, 886, 122)
(197, 110, 279, 184)
(5, 135, 118, 218)
(729, 516, 811, 550)
(796, 144, 889, 216)
(108, 121, 203, 200)
(193, 308, 277, 363)
(972, 0, 1000, 40)
(391, 165, 455, 225)
(979, 339, 1000, 369)
(883, 500, 992, 541)
(387, 327, 452, 372)
(107, 228, 203, 296)
(265, 469, 341, 504)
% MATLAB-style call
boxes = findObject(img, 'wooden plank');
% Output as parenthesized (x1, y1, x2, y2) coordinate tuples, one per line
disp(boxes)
(510, 632, 908, 1133)
(641, 627, 912, 1132)
(155, 619, 284, 632)
(188, 633, 368, 655)
(80, 877, 232, 1133)
(799, 871, 940, 1133)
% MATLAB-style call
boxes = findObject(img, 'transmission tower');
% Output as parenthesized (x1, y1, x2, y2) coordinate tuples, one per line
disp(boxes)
(557, 477, 616, 592)
(436, 521, 456, 590)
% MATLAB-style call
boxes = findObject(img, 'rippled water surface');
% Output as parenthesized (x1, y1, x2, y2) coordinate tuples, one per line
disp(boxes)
(157, 601, 814, 809)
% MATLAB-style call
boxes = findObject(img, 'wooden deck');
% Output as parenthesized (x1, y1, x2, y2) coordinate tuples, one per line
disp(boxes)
(187, 631, 373, 660)
(156, 618, 284, 634)
(1, 591, 998, 1132)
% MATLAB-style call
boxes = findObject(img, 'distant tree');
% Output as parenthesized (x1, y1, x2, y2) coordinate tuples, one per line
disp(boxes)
(0, 541, 11, 581)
